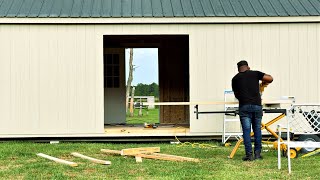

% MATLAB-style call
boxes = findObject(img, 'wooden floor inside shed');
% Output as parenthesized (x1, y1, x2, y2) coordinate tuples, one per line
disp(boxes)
(104, 125, 190, 136)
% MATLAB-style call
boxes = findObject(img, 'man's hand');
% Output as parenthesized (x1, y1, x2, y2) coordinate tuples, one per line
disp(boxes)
(259, 82, 269, 94)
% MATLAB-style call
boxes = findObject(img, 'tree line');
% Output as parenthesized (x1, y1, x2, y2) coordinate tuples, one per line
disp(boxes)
(131, 82, 159, 98)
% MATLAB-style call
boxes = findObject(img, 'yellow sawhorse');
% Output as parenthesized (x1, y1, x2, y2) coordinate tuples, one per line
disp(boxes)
(228, 113, 287, 159)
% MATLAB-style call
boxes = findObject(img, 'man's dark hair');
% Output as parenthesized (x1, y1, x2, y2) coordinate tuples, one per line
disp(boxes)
(237, 60, 248, 69)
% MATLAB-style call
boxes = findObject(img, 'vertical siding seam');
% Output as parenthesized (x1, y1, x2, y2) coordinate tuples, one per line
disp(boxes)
(9, 26, 12, 126)
(55, 25, 59, 127)
(318, 24, 320, 101)
(277, 24, 281, 95)
(37, 26, 40, 130)
(306, 24, 309, 101)
(28, 25, 31, 128)
(93, 25, 97, 131)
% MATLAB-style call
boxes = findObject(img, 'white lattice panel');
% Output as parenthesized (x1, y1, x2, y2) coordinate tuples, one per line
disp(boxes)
(289, 105, 320, 134)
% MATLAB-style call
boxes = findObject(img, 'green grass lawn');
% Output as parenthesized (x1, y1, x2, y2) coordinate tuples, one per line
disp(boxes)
(0, 141, 319, 179)
(126, 108, 159, 124)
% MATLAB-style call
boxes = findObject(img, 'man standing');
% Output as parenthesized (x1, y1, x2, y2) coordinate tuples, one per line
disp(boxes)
(232, 60, 273, 161)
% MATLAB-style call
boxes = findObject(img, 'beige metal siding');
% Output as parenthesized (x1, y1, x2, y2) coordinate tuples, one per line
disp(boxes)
(189, 23, 320, 133)
(0, 25, 103, 135)
(0, 23, 319, 136)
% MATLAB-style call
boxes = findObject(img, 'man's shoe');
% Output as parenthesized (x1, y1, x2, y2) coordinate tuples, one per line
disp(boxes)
(242, 154, 253, 161)
(254, 151, 263, 160)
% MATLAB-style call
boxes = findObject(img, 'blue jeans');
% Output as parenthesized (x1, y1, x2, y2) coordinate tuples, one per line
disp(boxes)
(239, 104, 263, 154)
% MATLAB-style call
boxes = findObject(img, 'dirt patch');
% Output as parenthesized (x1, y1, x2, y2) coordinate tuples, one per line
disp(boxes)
(7, 175, 24, 180)
(84, 168, 97, 174)
(26, 159, 37, 163)
(9, 157, 18, 160)
(0, 165, 9, 171)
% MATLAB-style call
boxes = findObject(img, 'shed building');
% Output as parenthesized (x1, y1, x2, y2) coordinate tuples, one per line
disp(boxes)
(0, 0, 320, 138)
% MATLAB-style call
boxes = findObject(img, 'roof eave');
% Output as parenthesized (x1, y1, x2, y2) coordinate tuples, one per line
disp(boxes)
(0, 16, 320, 24)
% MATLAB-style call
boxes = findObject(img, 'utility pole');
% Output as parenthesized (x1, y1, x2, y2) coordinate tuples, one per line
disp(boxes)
(126, 48, 134, 113)
(129, 86, 135, 117)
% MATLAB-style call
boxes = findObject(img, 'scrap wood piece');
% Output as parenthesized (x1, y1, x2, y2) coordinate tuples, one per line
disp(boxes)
(36, 153, 78, 167)
(71, 152, 111, 165)
(121, 147, 160, 155)
(101, 149, 122, 155)
(135, 155, 143, 163)
(135, 153, 199, 162)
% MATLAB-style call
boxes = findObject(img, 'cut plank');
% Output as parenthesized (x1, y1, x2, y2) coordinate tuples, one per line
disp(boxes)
(152, 153, 200, 162)
(143, 100, 292, 106)
(135, 155, 143, 163)
(121, 147, 160, 156)
(101, 149, 121, 155)
(134, 153, 199, 162)
(71, 152, 111, 165)
(36, 153, 78, 167)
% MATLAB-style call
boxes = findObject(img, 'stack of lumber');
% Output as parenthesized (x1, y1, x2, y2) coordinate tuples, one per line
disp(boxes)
(101, 147, 199, 163)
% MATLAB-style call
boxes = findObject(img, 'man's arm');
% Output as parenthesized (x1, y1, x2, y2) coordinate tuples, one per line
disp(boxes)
(260, 74, 273, 94)
(262, 74, 273, 84)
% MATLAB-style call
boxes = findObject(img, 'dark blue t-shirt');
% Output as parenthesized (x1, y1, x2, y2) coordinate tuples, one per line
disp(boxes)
(232, 70, 265, 105)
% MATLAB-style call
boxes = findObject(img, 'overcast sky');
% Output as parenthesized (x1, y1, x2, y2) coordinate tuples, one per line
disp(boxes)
(125, 48, 158, 85)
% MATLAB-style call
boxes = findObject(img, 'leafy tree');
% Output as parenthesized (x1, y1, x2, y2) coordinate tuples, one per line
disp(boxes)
(134, 83, 159, 98)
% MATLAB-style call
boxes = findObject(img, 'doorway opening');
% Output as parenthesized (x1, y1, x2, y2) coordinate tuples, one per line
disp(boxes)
(103, 35, 189, 127)
(125, 48, 159, 125)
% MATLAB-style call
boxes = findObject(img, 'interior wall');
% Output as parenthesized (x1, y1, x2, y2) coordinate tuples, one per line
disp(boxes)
(158, 36, 189, 124)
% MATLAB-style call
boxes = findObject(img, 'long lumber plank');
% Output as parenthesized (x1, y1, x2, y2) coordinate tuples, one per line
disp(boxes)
(152, 153, 200, 162)
(71, 152, 111, 165)
(143, 100, 292, 106)
(121, 147, 160, 155)
(101, 149, 121, 155)
(36, 153, 78, 167)
(135, 153, 199, 162)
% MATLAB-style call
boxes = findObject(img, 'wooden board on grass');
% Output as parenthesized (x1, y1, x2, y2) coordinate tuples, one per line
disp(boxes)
(135, 153, 199, 162)
(121, 147, 160, 155)
(101, 149, 121, 155)
(36, 153, 78, 167)
(71, 152, 111, 165)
